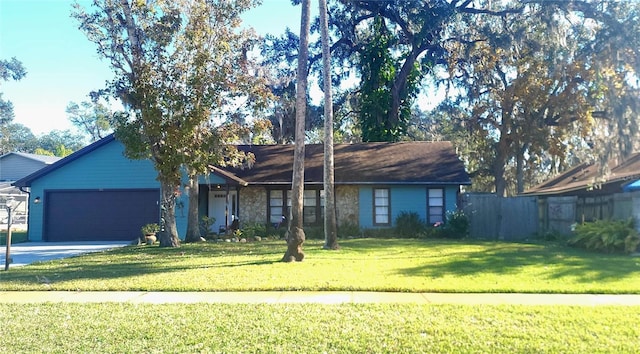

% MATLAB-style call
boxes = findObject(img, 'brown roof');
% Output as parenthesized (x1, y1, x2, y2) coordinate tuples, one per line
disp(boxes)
(523, 152, 640, 196)
(215, 141, 470, 186)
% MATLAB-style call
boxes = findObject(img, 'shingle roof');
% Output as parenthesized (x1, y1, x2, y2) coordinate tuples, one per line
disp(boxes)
(226, 141, 470, 186)
(523, 153, 640, 196)
(14, 134, 470, 188)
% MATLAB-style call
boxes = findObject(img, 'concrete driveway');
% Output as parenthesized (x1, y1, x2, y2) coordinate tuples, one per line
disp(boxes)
(1, 241, 130, 268)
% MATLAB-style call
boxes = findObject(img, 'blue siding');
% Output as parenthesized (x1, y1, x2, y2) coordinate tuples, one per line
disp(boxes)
(27, 140, 160, 241)
(391, 186, 428, 224)
(358, 185, 460, 229)
(445, 187, 458, 215)
(198, 174, 226, 185)
(0, 155, 47, 181)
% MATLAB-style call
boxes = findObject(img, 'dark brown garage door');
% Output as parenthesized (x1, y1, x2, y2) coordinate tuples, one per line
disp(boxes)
(44, 189, 160, 242)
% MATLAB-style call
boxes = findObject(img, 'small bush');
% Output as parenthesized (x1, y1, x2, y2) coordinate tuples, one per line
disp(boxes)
(338, 222, 361, 239)
(304, 226, 325, 240)
(265, 224, 288, 239)
(394, 211, 426, 238)
(569, 218, 640, 254)
(241, 223, 267, 239)
(443, 210, 469, 239)
(199, 216, 216, 236)
(419, 210, 469, 239)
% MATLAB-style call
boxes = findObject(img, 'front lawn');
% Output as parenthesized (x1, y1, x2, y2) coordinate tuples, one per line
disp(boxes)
(2, 238, 640, 293)
(1, 303, 638, 353)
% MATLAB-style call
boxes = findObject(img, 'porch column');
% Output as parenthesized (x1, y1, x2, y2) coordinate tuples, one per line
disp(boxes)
(225, 184, 230, 233)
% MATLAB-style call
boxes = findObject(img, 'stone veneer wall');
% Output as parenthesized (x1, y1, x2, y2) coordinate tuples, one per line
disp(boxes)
(239, 186, 267, 225)
(335, 185, 359, 226)
(238, 185, 359, 227)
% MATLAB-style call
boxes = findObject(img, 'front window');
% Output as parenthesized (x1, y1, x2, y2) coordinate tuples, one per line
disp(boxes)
(269, 190, 284, 224)
(428, 188, 444, 224)
(303, 189, 318, 224)
(269, 189, 323, 225)
(374, 188, 390, 225)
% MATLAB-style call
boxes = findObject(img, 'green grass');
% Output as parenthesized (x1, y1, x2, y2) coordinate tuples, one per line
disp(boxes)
(3, 238, 640, 352)
(2, 238, 640, 293)
(1, 303, 638, 353)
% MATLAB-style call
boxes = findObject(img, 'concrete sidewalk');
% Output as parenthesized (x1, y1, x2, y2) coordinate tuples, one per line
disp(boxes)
(1, 291, 640, 305)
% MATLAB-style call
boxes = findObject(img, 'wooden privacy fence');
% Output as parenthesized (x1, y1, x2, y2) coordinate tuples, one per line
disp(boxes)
(462, 191, 640, 239)
(461, 194, 538, 240)
(538, 196, 576, 235)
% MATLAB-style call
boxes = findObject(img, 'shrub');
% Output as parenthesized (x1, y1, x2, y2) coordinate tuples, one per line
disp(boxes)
(569, 218, 640, 254)
(141, 223, 160, 236)
(304, 226, 325, 240)
(338, 222, 361, 239)
(394, 211, 426, 238)
(419, 210, 469, 239)
(241, 223, 267, 239)
(199, 216, 216, 236)
(443, 210, 469, 239)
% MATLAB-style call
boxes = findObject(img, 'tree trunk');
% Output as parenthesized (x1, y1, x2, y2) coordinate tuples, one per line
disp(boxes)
(494, 106, 513, 198)
(184, 174, 202, 243)
(516, 144, 527, 195)
(494, 138, 508, 198)
(320, 0, 338, 250)
(282, 0, 311, 262)
(388, 50, 418, 126)
(158, 181, 181, 247)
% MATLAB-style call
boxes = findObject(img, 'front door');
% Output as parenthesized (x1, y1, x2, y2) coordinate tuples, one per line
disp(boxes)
(208, 190, 237, 232)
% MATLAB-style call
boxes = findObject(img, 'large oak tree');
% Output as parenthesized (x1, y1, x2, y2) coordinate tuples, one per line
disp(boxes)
(73, 0, 262, 247)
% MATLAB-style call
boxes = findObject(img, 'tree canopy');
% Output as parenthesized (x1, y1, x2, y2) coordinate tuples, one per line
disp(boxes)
(73, 0, 266, 246)
(259, 0, 640, 195)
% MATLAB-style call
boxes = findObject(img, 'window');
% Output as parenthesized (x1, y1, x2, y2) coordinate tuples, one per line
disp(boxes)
(428, 188, 444, 224)
(303, 190, 318, 224)
(269, 190, 285, 224)
(269, 189, 324, 225)
(373, 188, 390, 225)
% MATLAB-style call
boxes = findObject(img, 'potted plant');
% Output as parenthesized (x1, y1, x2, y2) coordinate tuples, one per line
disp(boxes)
(141, 223, 160, 245)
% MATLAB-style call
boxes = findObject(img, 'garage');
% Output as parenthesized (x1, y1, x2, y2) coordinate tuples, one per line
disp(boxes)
(44, 189, 160, 242)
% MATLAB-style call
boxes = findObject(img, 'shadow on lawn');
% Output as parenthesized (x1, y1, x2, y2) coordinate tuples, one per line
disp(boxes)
(0, 242, 284, 288)
(400, 241, 639, 283)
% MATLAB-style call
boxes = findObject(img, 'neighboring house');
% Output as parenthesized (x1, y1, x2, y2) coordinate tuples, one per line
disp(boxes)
(14, 134, 470, 242)
(0, 152, 61, 182)
(523, 153, 640, 197)
(523, 153, 640, 222)
(0, 152, 61, 226)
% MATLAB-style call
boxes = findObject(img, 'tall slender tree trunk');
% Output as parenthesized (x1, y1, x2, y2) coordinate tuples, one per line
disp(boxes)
(516, 144, 527, 194)
(184, 174, 202, 243)
(495, 107, 513, 198)
(282, 0, 311, 262)
(494, 136, 508, 198)
(158, 181, 181, 247)
(319, 0, 338, 250)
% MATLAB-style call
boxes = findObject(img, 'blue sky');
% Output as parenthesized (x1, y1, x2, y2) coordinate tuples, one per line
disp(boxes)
(0, 0, 307, 135)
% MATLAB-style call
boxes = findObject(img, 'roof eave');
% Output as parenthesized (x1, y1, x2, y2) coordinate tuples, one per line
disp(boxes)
(523, 174, 640, 196)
